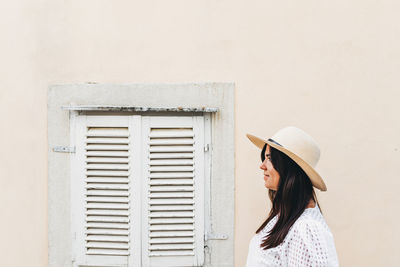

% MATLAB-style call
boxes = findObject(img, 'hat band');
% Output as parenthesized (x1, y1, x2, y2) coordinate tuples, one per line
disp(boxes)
(268, 138, 282, 147)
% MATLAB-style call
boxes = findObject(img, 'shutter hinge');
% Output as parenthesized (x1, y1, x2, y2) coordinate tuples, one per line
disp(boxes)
(53, 146, 76, 153)
(205, 232, 228, 241)
(204, 144, 210, 152)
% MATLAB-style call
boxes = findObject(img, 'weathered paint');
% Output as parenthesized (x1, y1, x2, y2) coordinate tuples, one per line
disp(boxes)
(62, 105, 219, 113)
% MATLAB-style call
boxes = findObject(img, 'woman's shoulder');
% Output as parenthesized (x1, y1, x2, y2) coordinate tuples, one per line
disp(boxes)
(289, 205, 333, 237)
(284, 206, 339, 266)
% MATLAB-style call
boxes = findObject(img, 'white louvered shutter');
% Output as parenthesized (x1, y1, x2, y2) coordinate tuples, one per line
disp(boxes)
(72, 115, 141, 267)
(141, 116, 205, 267)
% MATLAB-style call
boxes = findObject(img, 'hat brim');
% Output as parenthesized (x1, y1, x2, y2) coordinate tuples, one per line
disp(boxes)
(246, 133, 327, 192)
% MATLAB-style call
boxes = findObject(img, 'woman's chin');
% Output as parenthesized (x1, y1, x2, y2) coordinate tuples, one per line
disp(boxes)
(264, 183, 276, 190)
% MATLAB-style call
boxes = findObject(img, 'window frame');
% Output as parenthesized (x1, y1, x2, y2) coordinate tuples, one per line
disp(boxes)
(48, 83, 235, 267)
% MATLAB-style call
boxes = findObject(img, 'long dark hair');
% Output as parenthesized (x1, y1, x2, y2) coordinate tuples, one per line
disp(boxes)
(256, 143, 322, 249)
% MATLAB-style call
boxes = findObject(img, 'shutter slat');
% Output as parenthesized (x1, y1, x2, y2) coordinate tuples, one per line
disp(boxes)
(86, 192, 129, 197)
(149, 192, 194, 198)
(86, 158, 130, 163)
(86, 163, 129, 170)
(150, 237, 194, 244)
(85, 137, 130, 144)
(150, 186, 194, 192)
(86, 170, 130, 177)
(86, 235, 129, 242)
(86, 210, 129, 216)
(149, 179, 193, 185)
(86, 178, 129, 184)
(149, 231, 194, 237)
(86, 144, 129, 150)
(149, 159, 194, 166)
(86, 222, 129, 229)
(86, 130, 129, 137)
(149, 173, 194, 178)
(86, 184, 129, 190)
(85, 151, 129, 157)
(149, 224, 194, 231)
(85, 196, 130, 203)
(149, 211, 194, 218)
(149, 166, 194, 172)
(149, 218, 194, 224)
(149, 205, 193, 212)
(149, 244, 195, 250)
(86, 229, 129, 235)
(149, 129, 194, 138)
(86, 249, 129, 256)
(149, 251, 195, 256)
(86, 242, 129, 249)
(149, 139, 194, 145)
(150, 152, 193, 159)
(149, 199, 194, 205)
(86, 203, 129, 210)
(87, 216, 129, 222)
(149, 146, 195, 153)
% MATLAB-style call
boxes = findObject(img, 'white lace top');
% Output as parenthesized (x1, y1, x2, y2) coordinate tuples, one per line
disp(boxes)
(246, 205, 339, 267)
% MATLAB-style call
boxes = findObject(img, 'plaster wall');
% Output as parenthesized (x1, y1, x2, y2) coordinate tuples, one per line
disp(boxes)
(1, 0, 399, 266)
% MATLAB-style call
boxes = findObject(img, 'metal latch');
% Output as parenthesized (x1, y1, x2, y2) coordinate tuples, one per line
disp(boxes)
(53, 146, 76, 153)
(205, 232, 228, 241)
(204, 144, 210, 152)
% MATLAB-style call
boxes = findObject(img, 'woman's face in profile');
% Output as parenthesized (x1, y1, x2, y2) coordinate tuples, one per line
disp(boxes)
(260, 144, 280, 190)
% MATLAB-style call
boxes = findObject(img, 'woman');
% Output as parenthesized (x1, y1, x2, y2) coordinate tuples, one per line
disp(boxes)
(245, 126, 339, 267)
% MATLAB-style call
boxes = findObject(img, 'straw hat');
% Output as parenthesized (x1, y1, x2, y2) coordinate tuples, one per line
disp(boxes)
(246, 126, 327, 191)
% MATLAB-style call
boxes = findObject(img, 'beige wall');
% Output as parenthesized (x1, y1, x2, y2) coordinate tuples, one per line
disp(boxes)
(1, 0, 399, 266)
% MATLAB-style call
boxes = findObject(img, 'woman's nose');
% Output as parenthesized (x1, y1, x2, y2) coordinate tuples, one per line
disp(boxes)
(260, 160, 267, 170)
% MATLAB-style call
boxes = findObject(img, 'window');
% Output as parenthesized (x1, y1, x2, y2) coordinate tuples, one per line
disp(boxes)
(71, 114, 206, 266)
(48, 83, 234, 267)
